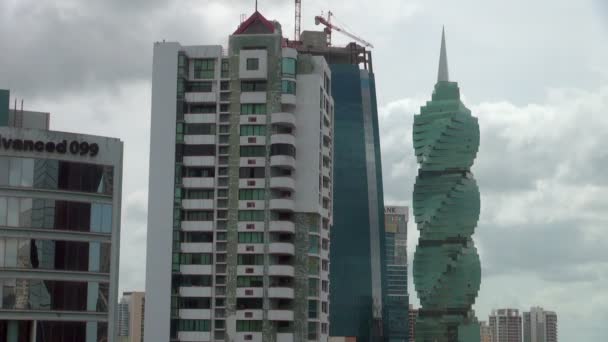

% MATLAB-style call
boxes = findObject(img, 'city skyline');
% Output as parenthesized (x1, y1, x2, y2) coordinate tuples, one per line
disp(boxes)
(1, 1, 607, 341)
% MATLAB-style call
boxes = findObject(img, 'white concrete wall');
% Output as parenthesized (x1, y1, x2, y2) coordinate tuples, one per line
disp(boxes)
(239, 49, 268, 79)
(144, 42, 179, 342)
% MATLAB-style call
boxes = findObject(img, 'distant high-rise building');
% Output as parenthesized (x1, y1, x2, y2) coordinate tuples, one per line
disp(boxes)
(523, 307, 557, 342)
(408, 305, 418, 342)
(297, 27, 387, 342)
(489, 309, 523, 342)
(480, 321, 492, 342)
(412, 28, 481, 341)
(118, 291, 145, 342)
(0, 89, 123, 341)
(383, 206, 409, 341)
(144, 11, 334, 342)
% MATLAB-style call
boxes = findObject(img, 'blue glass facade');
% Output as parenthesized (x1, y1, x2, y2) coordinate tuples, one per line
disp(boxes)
(384, 206, 409, 342)
(329, 64, 388, 342)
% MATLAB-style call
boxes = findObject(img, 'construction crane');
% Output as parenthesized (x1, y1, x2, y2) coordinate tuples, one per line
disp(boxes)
(294, 0, 302, 41)
(315, 11, 374, 48)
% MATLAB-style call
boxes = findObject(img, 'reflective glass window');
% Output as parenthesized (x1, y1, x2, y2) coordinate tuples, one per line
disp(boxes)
(281, 80, 296, 95)
(282, 58, 297, 77)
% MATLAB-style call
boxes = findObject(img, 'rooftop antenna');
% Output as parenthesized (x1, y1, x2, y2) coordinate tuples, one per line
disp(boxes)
(255, 0, 258, 12)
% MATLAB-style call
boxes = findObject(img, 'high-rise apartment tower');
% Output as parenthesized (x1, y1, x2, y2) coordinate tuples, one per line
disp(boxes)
(0, 89, 123, 341)
(145, 12, 334, 342)
(118, 291, 145, 342)
(523, 307, 557, 342)
(489, 309, 522, 342)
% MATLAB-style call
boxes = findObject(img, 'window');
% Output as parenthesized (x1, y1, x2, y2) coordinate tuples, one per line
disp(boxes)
(180, 231, 213, 243)
(238, 210, 265, 222)
(240, 146, 266, 157)
(237, 276, 263, 287)
(240, 125, 266, 136)
(179, 297, 211, 309)
(177, 319, 210, 332)
(236, 320, 263, 332)
(308, 300, 318, 319)
(188, 104, 216, 114)
(282, 58, 297, 77)
(240, 104, 267, 115)
(246, 58, 259, 70)
(185, 124, 216, 135)
(309, 236, 320, 254)
(308, 257, 319, 275)
(193, 59, 215, 79)
(308, 322, 318, 340)
(270, 144, 296, 157)
(322, 280, 328, 292)
(173, 274, 212, 287)
(239, 167, 265, 178)
(183, 211, 214, 221)
(182, 145, 215, 156)
(183, 167, 214, 177)
(239, 189, 265, 200)
(308, 278, 319, 296)
(237, 254, 264, 265)
(221, 59, 229, 78)
(238, 232, 264, 244)
(186, 82, 212, 92)
(179, 253, 212, 265)
(241, 80, 267, 92)
(281, 80, 296, 95)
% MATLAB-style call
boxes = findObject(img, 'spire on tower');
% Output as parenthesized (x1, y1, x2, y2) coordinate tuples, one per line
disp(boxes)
(438, 26, 450, 82)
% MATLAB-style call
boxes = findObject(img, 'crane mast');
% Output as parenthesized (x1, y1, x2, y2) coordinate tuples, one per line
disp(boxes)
(294, 0, 302, 41)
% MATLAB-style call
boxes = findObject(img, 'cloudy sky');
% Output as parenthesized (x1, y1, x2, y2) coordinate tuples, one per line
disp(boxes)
(2, 0, 607, 340)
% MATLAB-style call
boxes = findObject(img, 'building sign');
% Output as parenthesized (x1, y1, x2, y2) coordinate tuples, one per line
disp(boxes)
(0, 135, 99, 157)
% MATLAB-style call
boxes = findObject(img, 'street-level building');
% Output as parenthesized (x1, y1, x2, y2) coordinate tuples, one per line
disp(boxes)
(145, 11, 333, 342)
(0, 89, 124, 341)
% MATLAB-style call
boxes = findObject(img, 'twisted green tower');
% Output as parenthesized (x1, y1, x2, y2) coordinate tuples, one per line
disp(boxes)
(412, 29, 481, 342)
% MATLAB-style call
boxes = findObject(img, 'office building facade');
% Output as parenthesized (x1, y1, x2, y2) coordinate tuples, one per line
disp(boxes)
(145, 12, 333, 342)
(489, 309, 522, 342)
(0, 90, 124, 341)
(383, 206, 408, 342)
(295, 30, 388, 342)
(408, 305, 418, 342)
(412, 29, 481, 341)
(480, 321, 492, 342)
(523, 307, 557, 342)
(118, 291, 145, 342)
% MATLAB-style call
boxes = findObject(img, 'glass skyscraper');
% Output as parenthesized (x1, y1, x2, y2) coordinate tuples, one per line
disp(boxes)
(384, 206, 409, 342)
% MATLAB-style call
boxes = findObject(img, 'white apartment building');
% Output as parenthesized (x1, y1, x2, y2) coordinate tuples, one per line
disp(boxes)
(145, 11, 333, 342)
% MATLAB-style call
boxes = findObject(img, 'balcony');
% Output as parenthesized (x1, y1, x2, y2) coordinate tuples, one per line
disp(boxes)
(237, 244, 264, 254)
(269, 221, 295, 234)
(182, 177, 215, 188)
(276, 333, 295, 342)
(185, 92, 216, 103)
(238, 222, 264, 231)
(270, 156, 295, 170)
(181, 221, 213, 231)
(270, 177, 295, 191)
(268, 287, 295, 299)
(240, 115, 267, 125)
(179, 265, 213, 275)
(179, 286, 212, 297)
(236, 288, 264, 298)
(239, 179, 265, 188)
(269, 265, 295, 277)
(269, 242, 295, 255)
(183, 156, 215, 167)
(281, 94, 296, 105)
(270, 198, 295, 211)
(240, 157, 266, 167)
(182, 199, 214, 210)
(270, 134, 296, 146)
(271, 112, 296, 127)
(240, 92, 266, 104)
(180, 243, 213, 253)
(238, 200, 265, 210)
(178, 332, 211, 341)
(185, 113, 216, 123)
(268, 310, 294, 321)
(178, 309, 211, 319)
(184, 134, 215, 145)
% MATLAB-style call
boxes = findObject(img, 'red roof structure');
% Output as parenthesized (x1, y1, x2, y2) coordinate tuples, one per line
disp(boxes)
(234, 11, 275, 35)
